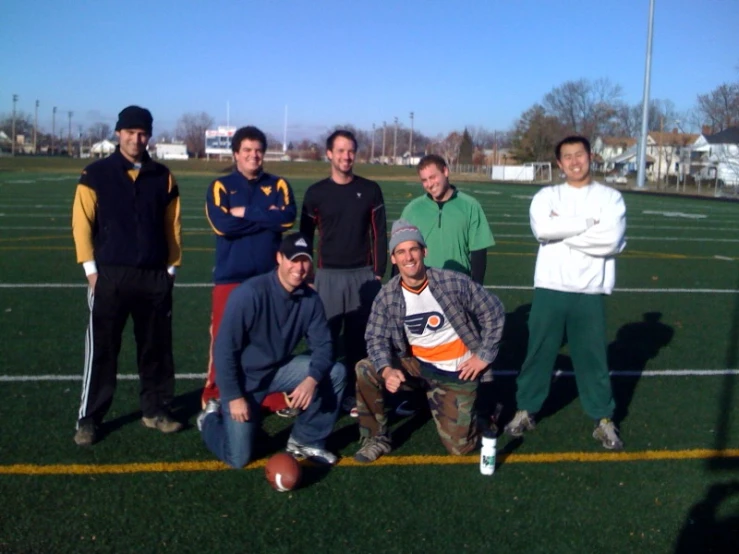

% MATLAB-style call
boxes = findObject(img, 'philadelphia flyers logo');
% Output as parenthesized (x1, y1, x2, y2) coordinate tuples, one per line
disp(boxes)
(404, 312, 445, 335)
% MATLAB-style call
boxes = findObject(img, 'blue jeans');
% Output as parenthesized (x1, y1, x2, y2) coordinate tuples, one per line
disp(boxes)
(201, 355, 346, 468)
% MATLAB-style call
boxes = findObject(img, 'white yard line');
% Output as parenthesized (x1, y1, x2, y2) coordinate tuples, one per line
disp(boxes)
(2, 369, 738, 382)
(1, 283, 738, 293)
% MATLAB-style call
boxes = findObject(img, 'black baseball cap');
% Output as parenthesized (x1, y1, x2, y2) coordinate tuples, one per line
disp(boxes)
(279, 233, 312, 261)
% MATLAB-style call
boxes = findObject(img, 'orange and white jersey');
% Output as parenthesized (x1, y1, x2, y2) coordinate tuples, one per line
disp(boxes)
(401, 280, 472, 372)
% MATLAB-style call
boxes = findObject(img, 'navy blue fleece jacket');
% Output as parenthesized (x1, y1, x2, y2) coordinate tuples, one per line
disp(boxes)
(214, 270, 333, 401)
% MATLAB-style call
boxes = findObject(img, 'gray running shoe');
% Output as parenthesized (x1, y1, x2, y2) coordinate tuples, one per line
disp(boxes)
(593, 418, 624, 450)
(353, 436, 392, 463)
(74, 420, 97, 446)
(286, 437, 338, 465)
(504, 410, 536, 438)
(141, 412, 183, 434)
(197, 399, 221, 431)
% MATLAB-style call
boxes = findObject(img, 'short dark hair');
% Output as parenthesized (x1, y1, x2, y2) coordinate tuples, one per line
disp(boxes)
(555, 135, 591, 160)
(326, 129, 357, 152)
(232, 126, 267, 153)
(417, 154, 447, 173)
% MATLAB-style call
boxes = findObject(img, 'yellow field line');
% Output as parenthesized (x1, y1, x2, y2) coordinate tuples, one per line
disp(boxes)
(2, 448, 737, 475)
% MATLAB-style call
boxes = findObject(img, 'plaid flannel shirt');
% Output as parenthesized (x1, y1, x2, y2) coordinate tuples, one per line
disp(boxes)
(365, 267, 505, 378)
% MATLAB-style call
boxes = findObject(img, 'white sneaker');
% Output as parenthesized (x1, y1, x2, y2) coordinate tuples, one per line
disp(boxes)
(196, 399, 221, 431)
(286, 437, 338, 465)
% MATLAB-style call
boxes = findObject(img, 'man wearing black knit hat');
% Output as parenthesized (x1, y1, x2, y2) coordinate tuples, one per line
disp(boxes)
(71, 105, 183, 445)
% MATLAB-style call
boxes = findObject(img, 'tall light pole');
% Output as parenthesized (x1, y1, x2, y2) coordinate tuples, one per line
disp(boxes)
(393, 116, 398, 163)
(636, 0, 655, 189)
(409, 111, 414, 159)
(370, 123, 376, 161)
(11, 94, 18, 156)
(382, 121, 387, 160)
(67, 111, 73, 156)
(52, 106, 57, 155)
(78, 124, 83, 158)
(33, 100, 39, 154)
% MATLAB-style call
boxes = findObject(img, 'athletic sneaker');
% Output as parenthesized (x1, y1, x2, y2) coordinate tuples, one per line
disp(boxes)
(394, 400, 416, 418)
(74, 420, 97, 446)
(353, 435, 392, 463)
(275, 407, 301, 418)
(196, 399, 221, 431)
(286, 437, 338, 465)
(141, 412, 183, 434)
(342, 395, 357, 416)
(593, 418, 624, 450)
(504, 410, 536, 438)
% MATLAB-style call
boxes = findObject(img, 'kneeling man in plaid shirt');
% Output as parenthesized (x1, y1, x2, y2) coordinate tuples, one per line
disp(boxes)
(353, 220, 505, 462)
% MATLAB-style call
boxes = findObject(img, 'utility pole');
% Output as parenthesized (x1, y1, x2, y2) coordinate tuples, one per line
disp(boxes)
(409, 112, 414, 160)
(11, 94, 18, 155)
(657, 115, 664, 184)
(52, 106, 57, 155)
(370, 123, 376, 161)
(382, 121, 387, 160)
(78, 124, 83, 158)
(636, 0, 655, 189)
(68, 111, 73, 156)
(393, 116, 398, 164)
(33, 100, 39, 154)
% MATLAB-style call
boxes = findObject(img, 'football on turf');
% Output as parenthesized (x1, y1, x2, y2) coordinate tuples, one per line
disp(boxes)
(265, 453, 301, 492)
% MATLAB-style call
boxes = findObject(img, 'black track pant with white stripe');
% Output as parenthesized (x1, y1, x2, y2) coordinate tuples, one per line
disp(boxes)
(77, 265, 175, 426)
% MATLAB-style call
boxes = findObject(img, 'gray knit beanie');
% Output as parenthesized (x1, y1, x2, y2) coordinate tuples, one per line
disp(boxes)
(389, 219, 426, 253)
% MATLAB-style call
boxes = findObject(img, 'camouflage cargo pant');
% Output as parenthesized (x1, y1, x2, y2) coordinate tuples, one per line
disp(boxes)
(355, 357, 479, 455)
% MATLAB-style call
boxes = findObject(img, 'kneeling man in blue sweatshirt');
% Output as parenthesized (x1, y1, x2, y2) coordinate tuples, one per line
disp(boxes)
(198, 232, 346, 467)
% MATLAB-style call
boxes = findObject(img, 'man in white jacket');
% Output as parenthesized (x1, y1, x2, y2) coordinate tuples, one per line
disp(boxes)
(504, 135, 626, 449)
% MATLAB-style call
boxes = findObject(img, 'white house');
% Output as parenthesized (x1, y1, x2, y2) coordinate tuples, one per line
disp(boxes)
(90, 139, 117, 158)
(690, 126, 739, 186)
(645, 131, 698, 181)
(155, 142, 189, 160)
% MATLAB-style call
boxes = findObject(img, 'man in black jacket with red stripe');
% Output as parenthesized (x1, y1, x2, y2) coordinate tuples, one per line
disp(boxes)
(71, 105, 183, 446)
(300, 130, 387, 415)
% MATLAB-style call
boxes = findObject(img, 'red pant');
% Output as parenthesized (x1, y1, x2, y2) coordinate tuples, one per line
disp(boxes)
(202, 283, 287, 412)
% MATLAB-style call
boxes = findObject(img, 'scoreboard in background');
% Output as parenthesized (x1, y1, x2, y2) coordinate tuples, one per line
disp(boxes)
(205, 126, 236, 156)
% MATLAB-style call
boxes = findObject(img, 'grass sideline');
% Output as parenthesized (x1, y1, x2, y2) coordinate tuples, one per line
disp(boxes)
(0, 168, 738, 553)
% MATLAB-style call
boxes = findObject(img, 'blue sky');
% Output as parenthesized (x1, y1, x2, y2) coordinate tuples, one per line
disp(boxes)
(2, 0, 737, 140)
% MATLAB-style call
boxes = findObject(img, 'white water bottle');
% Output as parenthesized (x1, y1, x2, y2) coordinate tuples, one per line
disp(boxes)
(480, 432, 497, 476)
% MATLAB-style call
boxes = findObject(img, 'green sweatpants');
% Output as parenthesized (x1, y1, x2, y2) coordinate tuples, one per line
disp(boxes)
(516, 288, 615, 420)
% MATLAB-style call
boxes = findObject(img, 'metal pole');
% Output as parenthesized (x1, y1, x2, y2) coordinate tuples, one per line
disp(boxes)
(393, 116, 398, 164)
(409, 112, 414, 161)
(370, 123, 375, 161)
(636, 0, 655, 189)
(283, 105, 288, 153)
(68, 111, 73, 156)
(34, 100, 39, 154)
(52, 107, 57, 155)
(11, 94, 18, 156)
(382, 121, 386, 160)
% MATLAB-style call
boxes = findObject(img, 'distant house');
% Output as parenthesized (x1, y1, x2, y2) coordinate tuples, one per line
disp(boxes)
(90, 139, 117, 158)
(690, 126, 739, 186)
(154, 142, 189, 161)
(646, 130, 698, 180)
(401, 151, 426, 166)
(593, 137, 636, 173)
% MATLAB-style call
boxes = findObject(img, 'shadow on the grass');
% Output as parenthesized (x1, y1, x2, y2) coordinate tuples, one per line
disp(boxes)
(673, 481, 739, 554)
(608, 311, 674, 425)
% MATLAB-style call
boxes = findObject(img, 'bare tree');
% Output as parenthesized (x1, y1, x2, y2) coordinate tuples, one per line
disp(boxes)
(88, 122, 112, 142)
(428, 131, 463, 166)
(543, 78, 623, 139)
(176, 111, 214, 158)
(0, 111, 34, 138)
(696, 82, 739, 133)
